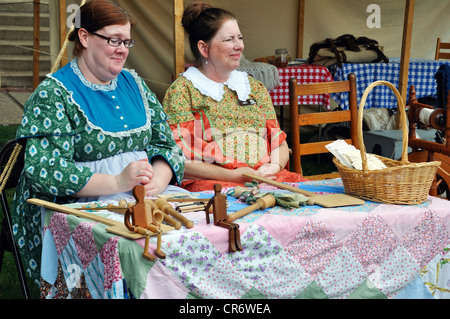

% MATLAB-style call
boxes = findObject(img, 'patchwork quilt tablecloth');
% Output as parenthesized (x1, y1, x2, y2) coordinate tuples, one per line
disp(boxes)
(40, 179, 450, 299)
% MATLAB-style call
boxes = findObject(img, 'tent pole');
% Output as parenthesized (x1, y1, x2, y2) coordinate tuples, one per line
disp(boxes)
(398, 0, 415, 127)
(174, 0, 185, 80)
(33, 0, 40, 90)
(59, 0, 68, 68)
(297, 0, 305, 59)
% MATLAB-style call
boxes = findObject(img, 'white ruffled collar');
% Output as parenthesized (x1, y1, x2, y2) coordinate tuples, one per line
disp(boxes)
(183, 67, 251, 102)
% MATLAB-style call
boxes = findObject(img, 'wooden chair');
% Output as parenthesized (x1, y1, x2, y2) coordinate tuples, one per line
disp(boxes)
(289, 73, 358, 180)
(0, 139, 29, 298)
(435, 38, 450, 60)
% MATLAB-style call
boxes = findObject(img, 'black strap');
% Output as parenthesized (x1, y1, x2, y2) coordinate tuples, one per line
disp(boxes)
(367, 43, 389, 63)
(326, 38, 344, 66)
(336, 34, 360, 52)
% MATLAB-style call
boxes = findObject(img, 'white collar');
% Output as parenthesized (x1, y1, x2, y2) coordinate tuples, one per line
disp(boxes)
(182, 67, 251, 102)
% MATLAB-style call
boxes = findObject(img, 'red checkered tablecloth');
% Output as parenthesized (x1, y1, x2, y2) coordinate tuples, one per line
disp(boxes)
(269, 64, 334, 108)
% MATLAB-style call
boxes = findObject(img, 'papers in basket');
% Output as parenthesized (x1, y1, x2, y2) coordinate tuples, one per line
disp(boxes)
(326, 139, 387, 170)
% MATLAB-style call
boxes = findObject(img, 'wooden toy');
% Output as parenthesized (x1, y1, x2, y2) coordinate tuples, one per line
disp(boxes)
(124, 185, 165, 261)
(205, 184, 243, 252)
(155, 197, 194, 229)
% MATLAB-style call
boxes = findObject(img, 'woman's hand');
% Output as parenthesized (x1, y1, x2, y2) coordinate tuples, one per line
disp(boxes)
(115, 159, 154, 193)
(73, 159, 156, 198)
(117, 158, 173, 196)
(141, 180, 162, 196)
(142, 157, 174, 196)
(231, 167, 262, 183)
(256, 163, 282, 179)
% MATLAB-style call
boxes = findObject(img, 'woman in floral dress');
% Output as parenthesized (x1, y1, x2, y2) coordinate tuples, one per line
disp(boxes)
(12, 0, 184, 285)
(163, 2, 307, 192)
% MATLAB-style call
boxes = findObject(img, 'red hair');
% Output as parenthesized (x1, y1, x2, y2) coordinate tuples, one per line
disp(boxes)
(68, 0, 135, 56)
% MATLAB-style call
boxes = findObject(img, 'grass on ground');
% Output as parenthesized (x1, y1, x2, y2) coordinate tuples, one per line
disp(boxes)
(0, 125, 40, 299)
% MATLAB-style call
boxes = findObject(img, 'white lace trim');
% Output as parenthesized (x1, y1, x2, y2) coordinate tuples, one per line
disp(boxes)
(182, 67, 251, 102)
(70, 59, 118, 91)
(47, 59, 153, 138)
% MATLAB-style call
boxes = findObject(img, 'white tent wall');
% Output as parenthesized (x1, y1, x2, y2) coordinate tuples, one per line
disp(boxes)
(116, 0, 301, 100)
(55, 0, 450, 100)
(304, 0, 450, 61)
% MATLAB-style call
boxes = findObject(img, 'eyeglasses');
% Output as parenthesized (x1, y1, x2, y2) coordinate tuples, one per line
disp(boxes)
(91, 32, 135, 48)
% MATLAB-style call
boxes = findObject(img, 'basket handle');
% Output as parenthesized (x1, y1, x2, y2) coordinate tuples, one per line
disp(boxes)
(357, 80, 409, 174)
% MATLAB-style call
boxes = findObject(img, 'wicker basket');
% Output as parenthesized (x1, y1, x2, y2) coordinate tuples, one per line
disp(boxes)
(333, 80, 441, 205)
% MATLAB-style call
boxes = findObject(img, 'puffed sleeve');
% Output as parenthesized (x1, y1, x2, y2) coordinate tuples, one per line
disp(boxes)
(141, 80, 185, 185)
(248, 77, 287, 151)
(162, 76, 196, 125)
(16, 79, 94, 199)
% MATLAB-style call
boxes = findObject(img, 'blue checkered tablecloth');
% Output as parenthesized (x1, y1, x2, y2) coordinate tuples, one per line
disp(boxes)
(329, 58, 450, 110)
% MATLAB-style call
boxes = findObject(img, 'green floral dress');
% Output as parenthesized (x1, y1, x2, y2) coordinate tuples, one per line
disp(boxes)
(12, 60, 185, 285)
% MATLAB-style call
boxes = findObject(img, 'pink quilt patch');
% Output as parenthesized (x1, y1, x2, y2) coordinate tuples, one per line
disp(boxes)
(345, 214, 400, 270)
(402, 210, 450, 269)
(99, 237, 122, 291)
(256, 214, 308, 247)
(48, 212, 71, 255)
(72, 222, 98, 269)
(285, 218, 342, 277)
(194, 221, 249, 254)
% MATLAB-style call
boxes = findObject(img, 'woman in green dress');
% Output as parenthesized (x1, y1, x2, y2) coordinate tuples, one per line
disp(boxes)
(12, 0, 184, 285)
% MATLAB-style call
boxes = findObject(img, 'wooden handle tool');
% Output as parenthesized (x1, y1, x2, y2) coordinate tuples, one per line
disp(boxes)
(27, 198, 176, 240)
(155, 197, 194, 229)
(165, 198, 211, 203)
(242, 173, 364, 208)
(144, 199, 181, 230)
(28, 198, 119, 226)
(226, 194, 276, 222)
